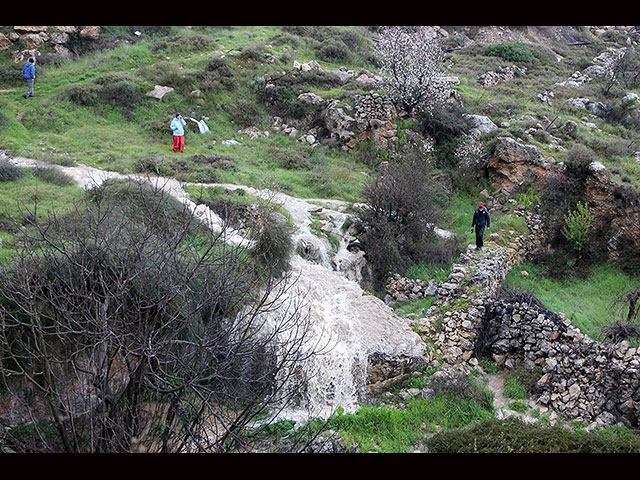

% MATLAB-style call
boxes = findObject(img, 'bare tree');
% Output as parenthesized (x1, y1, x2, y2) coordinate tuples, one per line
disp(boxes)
(374, 26, 452, 115)
(0, 179, 319, 452)
(603, 288, 640, 343)
(602, 47, 640, 96)
(354, 158, 457, 290)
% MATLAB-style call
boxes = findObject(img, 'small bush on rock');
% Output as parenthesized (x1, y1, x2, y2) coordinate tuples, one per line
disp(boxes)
(561, 201, 593, 258)
(227, 99, 265, 127)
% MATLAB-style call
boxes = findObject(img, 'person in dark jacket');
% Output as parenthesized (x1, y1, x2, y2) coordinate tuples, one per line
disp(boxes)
(471, 202, 490, 250)
(22, 58, 35, 98)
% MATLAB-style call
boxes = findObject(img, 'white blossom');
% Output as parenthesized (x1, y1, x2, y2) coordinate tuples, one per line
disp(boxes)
(374, 26, 452, 115)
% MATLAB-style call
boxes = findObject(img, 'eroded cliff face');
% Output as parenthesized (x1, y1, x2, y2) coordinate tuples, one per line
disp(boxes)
(487, 136, 640, 256)
(0, 26, 101, 62)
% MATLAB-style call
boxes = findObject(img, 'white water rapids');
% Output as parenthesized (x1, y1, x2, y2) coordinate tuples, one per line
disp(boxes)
(3, 153, 427, 421)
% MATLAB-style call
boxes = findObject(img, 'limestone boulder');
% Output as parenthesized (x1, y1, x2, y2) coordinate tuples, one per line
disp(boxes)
(146, 85, 174, 100)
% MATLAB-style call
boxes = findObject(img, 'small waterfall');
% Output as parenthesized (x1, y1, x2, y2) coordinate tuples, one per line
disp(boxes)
(2, 155, 426, 422)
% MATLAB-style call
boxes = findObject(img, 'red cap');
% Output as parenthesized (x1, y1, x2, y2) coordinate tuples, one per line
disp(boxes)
(479, 202, 485, 208)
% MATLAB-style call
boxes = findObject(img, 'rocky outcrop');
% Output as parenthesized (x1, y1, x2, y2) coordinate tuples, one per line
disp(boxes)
(487, 137, 558, 194)
(464, 114, 498, 140)
(488, 136, 640, 256)
(1, 26, 101, 62)
(271, 92, 399, 151)
(582, 161, 640, 258)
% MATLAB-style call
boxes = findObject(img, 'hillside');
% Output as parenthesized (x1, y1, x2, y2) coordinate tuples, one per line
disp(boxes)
(1, 25, 640, 453)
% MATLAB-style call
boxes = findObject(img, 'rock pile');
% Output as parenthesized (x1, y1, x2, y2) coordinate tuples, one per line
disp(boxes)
(385, 274, 438, 304)
(566, 97, 608, 116)
(554, 70, 592, 88)
(477, 65, 527, 87)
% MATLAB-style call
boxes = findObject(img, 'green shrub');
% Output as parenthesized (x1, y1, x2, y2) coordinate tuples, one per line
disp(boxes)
(133, 155, 175, 176)
(427, 417, 640, 453)
(200, 56, 236, 92)
(99, 80, 142, 112)
(240, 43, 266, 61)
(0, 63, 21, 87)
(85, 178, 191, 231)
(64, 73, 142, 115)
(145, 61, 197, 92)
(0, 161, 24, 182)
(183, 165, 222, 184)
(268, 147, 312, 170)
(227, 98, 265, 127)
(561, 201, 593, 256)
(315, 38, 352, 63)
(149, 32, 212, 54)
(509, 400, 528, 413)
(427, 373, 494, 411)
(186, 154, 238, 171)
(63, 82, 102, 107)
(250, 206, 293, 276)
(32, 167, 74, 186)
(0, 110, 9, 130)
(485, 42, 537, 63)
(503, 376, 528, 400)
(417, 103, 471, 151)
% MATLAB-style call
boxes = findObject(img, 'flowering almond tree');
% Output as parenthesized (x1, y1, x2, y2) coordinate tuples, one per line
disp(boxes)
(375, 26, 452, 115)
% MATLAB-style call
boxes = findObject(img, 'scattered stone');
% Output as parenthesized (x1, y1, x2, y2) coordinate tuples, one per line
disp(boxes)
(146, 85, 174, 100)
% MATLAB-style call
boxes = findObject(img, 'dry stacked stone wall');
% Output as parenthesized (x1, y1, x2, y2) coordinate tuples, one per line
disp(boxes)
(483, 298, 640, 427)
(410, 209, 639, 427)
(413, 212, 545, 369)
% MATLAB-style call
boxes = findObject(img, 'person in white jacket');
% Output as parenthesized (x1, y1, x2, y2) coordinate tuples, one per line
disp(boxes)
(170, 113, 187, 152)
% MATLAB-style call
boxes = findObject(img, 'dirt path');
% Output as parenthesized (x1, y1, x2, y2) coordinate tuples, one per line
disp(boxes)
(485, 371, 540, 424)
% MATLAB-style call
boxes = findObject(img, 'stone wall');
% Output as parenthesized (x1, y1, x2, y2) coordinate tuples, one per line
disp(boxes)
(483, 298, 640, 427)
(413, 212, 545, 369)
(408, 205, 639, 428)
(385, 274, 438, 304)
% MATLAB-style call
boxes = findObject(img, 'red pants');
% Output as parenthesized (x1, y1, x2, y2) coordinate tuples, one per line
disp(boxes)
(173, 135, 184, 152)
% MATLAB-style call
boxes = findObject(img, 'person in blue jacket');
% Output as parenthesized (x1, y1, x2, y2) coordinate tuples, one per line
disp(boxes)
(471, 202, 490, 250)
(22, 58, 35, 98)
(170, 113, 187, 152)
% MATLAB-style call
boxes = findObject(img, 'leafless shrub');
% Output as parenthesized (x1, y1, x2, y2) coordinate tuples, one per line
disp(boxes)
(354, 158, 451, 290)
(0, 179, 315, 452)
